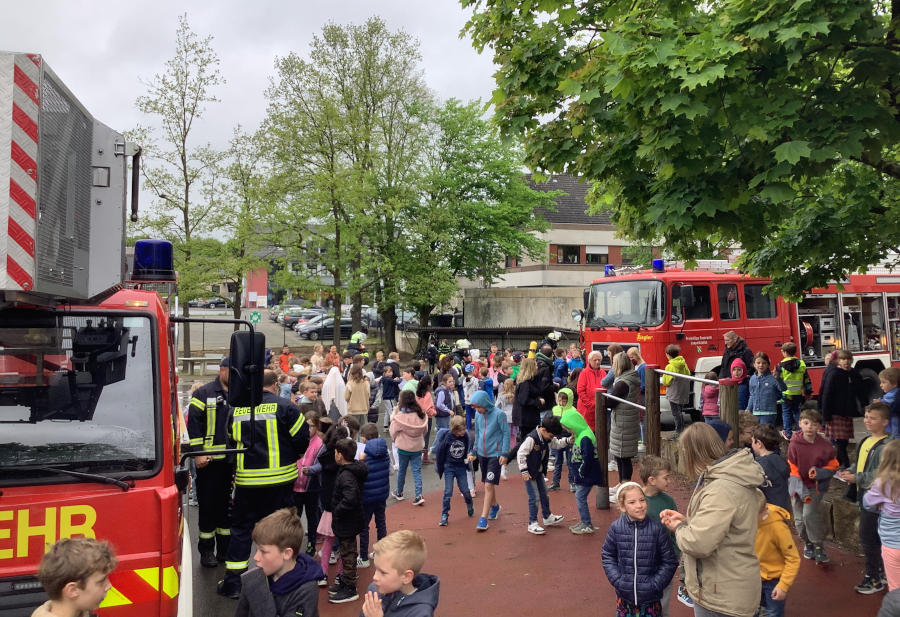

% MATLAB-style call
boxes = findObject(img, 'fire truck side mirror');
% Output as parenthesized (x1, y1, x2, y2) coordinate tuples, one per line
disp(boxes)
(227, 330, 265, 408)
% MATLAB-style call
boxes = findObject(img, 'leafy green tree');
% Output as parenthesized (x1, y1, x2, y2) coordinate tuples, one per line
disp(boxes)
(404, 98, 554, 343)
(130, 14, 225, 358)
(463, 0, 899, 298)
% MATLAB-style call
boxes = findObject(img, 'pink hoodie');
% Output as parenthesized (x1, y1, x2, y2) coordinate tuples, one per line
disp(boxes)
(389, 408, 428, 452)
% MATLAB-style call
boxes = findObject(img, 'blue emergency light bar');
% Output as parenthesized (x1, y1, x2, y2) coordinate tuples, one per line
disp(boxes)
(604, 265, 616, 277)
(652, 258, 665, 272)
(132, 239, 176, 281)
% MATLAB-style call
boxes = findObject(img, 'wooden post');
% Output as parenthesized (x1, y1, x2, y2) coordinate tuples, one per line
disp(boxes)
(595, 388, 610, 510)
(644, 364, 661, 456)
(719, 379, 739, 445)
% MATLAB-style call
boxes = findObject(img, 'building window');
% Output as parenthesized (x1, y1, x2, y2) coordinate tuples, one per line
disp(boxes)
(557, 245, 580, 264)
(745, 284, 777, 319)
(585, 245, 609, 265)
(505, 255, 518, 268)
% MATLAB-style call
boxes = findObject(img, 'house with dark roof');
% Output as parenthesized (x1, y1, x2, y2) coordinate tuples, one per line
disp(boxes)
(492, 173, 633, 288)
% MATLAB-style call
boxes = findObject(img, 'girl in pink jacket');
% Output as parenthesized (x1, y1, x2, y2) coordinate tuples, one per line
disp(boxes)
(389, 390, 429, 505)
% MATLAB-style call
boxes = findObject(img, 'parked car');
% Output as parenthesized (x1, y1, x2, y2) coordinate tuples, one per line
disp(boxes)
(268, 305, 282, 321)
(204, 296, 229, 308)
(280, 306, 311, 328)
(297, 318, 364, 341)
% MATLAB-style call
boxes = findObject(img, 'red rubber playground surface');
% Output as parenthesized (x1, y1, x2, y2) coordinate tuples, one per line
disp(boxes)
(318, 475, 884, 616)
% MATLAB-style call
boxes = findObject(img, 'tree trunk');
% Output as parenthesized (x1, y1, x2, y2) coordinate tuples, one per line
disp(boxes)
(413, 304, 434, 356)
(232, 287, 242, 332)
(379, 305, 397, 353)
(351, 290, 363, 333)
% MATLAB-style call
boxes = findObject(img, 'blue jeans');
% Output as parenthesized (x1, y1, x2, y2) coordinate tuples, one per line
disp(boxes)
(760, 578, 785, 617)
(738, 382, 750, 410)
(782, 398, 801, 437)
(524, 478, 551, 523)
(758, 413, 777, 425)
(574, 483, 593, 526)
(396, 451, 422, 498)
(359, 500, 386, 557)
(442, 464, 472, 514)
(552, 446, 574, 485)
(465, 404, 475, 430)
(434, 415, 450, 430)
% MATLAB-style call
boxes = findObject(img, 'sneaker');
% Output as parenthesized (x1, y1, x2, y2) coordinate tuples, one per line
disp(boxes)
(608, 460, 618, 472)
(569, 484, 576, 493)
(440, 513, 449, 526)
(318, 577, 328, 587)
(881, 572, 889, 586)
(188, 496, 199, 507)
(216, 580, 241, 599)
(476, 516, 489, 531)
(328, 575, 344, 594)
(328, 585, 359, 604)
(391, 491, 405, 501)
(780, 429, 790, 441)
(527, 521, 546, 535)
(569, 522, 594, 535)
(543, 514, 564, 526)
(814, 545, 830, 564)
(467, 503, 475, 517)
(802, 542, 815, 560)
(488, 504, 502, 520)
(676, 585, 694, 607)
(547, 482, 561, 491)
(329, 550, 338, 565)
(412, 495, 425, 506)
(854, 575, 885, 595)
(356, 557, 370, 569)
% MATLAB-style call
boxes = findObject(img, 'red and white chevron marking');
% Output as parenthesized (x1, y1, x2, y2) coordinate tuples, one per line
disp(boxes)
(0, 53, 40, 291)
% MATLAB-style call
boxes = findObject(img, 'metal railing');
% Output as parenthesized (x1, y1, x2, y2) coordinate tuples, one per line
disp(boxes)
(603, 392, 646, 411)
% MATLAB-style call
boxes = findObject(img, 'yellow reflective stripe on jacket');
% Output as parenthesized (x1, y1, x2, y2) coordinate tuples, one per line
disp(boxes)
(267, 419, 279, 472)
(234, 420, 243, 472)
(189, 437, 204, 446)
(234, 464, 298, 486)
(289, 414, 305, 436)
(190, 397, 206, 410)
(205, 400, 217, 441)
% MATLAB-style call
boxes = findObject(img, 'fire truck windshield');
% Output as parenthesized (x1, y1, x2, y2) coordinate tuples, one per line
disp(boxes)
(586, 279, 666, 328)
(0, 312, 157, 483)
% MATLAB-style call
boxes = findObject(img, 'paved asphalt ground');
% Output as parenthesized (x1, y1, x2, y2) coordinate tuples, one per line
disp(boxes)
(181, 311, 883, 617)
(186, 458, 882, 617)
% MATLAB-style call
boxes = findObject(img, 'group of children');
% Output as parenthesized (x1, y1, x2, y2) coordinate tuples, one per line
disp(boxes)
(33, 523, 438, 617)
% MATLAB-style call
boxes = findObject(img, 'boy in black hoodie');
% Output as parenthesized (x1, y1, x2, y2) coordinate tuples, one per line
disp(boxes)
(236, 507, 324, 617)
(329, 437, 368, 604)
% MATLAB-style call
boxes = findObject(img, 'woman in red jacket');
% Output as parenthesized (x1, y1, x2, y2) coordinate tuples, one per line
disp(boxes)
(577, 351, 607, 431)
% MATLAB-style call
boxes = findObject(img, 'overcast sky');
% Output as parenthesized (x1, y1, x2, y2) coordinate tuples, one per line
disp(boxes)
(2, 1, 497, 150)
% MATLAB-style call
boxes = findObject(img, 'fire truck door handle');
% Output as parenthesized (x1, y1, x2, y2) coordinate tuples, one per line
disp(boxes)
(774, 342, 783, 348)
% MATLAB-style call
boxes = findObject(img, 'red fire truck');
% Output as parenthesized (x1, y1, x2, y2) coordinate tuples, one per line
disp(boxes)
(574, 260, 900, 409)
(0, 52, 260, 617)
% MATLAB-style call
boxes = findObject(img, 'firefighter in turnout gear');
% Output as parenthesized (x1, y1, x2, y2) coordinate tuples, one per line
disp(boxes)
(217, 369, 311, 599)
(186, 357, 234, 569)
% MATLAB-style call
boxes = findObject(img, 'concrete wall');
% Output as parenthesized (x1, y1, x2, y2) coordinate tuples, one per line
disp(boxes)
(464, 287, 585, 328)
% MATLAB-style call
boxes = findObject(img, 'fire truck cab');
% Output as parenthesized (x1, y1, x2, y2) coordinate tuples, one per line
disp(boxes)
(576, 261, 900, 412)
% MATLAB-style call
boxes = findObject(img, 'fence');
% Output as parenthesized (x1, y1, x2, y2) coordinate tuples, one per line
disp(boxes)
(590, 365, 739, 508)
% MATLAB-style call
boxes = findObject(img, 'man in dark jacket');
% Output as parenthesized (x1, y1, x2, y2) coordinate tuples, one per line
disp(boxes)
(329, 438, 368, 604)
(719, 331, 755, 409)
(535, 344, 558, 412)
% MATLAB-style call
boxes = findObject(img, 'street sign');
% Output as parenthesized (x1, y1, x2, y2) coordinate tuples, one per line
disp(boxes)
(249, 311, 261, 324)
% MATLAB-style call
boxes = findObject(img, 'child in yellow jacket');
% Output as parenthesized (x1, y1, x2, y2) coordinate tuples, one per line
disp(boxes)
(755, 502, 800, 617)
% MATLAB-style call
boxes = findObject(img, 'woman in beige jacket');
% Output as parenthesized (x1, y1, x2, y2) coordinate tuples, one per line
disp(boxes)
(660, 422, 765, 617)
(344, 365, 371, 427)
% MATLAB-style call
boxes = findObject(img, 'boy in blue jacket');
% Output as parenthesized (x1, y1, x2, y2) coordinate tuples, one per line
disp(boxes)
(561, 408, 603, 534)
(358, 423, 390, 569)
(467, 390, 510, 532)
(432, 416, 475, 526)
